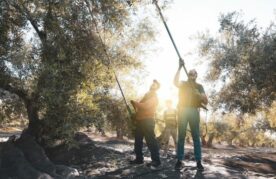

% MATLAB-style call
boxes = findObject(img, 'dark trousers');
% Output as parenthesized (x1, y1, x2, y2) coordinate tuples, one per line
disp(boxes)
(134, 119, 160, 163)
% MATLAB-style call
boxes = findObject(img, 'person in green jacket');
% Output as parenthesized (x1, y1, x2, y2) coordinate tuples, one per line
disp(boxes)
(174, 61, 208, 171)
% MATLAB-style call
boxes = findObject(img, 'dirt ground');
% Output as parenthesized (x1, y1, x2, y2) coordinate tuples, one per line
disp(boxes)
(45, 132, 276, 179)
(1, 130, 275, 178)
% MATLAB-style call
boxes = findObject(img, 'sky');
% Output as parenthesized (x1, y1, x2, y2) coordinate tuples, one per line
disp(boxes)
(136, 0, 276, 107)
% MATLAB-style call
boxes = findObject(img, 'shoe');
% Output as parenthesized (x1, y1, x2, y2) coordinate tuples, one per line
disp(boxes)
(129, 159, 143, 165)
(197, 161, 204, 171)
(175, 160, 184, 170)
(147, 161, 161, 170)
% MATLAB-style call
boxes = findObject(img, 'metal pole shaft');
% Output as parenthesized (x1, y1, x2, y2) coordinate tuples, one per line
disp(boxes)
(114, 73, 132, 115)
(153, 0, 188, 76)
(85, 0, 132, 116)
(153, 0, 207, 110)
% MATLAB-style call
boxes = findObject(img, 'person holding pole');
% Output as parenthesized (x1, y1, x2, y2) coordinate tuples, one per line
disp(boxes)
(129, 80, 161, 170)
(174, 60, 208, 171)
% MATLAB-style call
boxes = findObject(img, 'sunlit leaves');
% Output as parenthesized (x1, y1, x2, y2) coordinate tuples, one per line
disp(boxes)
(0, 0, 157, 146)
(197, 11, 276, 113)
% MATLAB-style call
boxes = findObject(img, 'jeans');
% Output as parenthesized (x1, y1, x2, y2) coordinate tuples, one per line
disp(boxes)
(177, 107, 202, 161)
(134, 119, 160, 163)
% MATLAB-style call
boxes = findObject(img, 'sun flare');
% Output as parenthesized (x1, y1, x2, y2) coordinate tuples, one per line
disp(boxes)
(157, 84, 179, 109)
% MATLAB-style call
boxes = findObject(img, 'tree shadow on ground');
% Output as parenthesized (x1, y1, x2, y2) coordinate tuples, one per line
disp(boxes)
(223, 154, 276, 175)
(45, 132, 276, 178)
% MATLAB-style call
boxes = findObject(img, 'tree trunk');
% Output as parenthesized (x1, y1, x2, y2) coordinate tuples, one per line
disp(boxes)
(0, 133, 80, 178)
(0, 78, 41, 140)
(251, 142, 256, 147)
(227, 138, 234, 146)
(24, 98, 42, 142)
(207, 133, 215, 147)
(116, 127, 123, 139)
(201, 134, 207, 147)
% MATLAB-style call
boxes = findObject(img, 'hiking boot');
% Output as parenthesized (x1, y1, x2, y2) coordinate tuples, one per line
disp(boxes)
(197, 161, 204, 171)
(129, 159, 143, 165)
(146, 161, 161, 170)
(175, 160, 184, 170)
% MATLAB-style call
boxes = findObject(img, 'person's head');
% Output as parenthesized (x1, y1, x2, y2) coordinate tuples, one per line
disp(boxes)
(150, 79, 160, 92)
(188, 69, 197, 82)
(165, 99, 173, 108)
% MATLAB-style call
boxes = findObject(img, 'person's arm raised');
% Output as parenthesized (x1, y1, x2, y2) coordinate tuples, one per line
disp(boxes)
(174, 60, 184, 87)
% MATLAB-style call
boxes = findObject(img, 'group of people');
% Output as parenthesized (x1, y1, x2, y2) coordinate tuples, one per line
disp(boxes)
(130, 61, 208, 171)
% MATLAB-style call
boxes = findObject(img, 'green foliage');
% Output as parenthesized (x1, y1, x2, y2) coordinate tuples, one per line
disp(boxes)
(197, 12, 276, 147)
(0, 90, 25, 125)
(0, 0, 157, 146)
(197, 11, 276, 113)
(203, 112, 275, 147)
(265, 101, 276, 130)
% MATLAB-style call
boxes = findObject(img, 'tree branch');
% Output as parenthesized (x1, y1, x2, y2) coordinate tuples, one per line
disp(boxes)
(5, 0, 46, 42)
(21, 4, 46, 41)
(0, 75, 29, 102)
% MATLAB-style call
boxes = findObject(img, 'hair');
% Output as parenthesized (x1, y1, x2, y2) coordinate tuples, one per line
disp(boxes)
(153, 79, 160, 90)
(188, 69, 197, 76)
